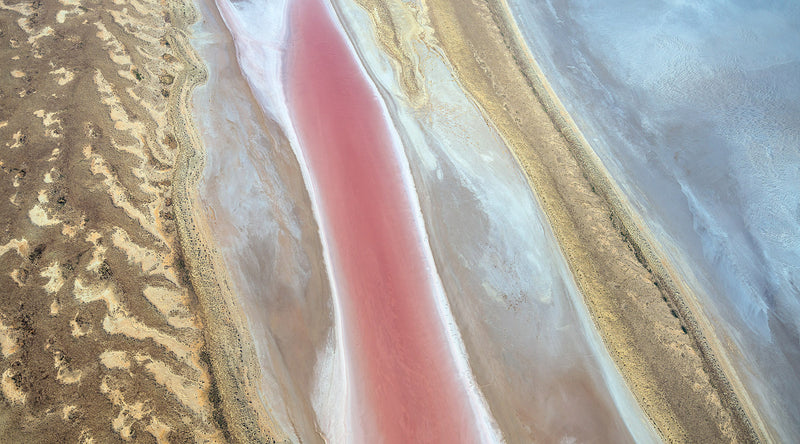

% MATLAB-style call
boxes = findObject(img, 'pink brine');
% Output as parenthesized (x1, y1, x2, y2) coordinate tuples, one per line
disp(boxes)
(286, 0, 482, 442)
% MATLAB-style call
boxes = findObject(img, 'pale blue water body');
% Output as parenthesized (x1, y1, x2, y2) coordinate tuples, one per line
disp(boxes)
(507, 0, 800, 440)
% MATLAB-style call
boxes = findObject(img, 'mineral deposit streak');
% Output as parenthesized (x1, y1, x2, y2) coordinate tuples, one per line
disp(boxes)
(287, 0, 482, 442)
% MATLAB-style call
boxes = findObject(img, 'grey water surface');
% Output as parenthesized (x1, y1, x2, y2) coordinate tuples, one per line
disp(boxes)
(507, 0, 800, 440)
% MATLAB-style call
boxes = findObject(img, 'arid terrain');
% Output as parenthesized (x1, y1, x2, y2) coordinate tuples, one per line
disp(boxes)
(0, 0, 230, 441)
(1, 0, 792, 442)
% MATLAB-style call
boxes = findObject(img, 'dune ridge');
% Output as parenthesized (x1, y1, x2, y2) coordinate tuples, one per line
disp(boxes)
(409, 0, 761, 441)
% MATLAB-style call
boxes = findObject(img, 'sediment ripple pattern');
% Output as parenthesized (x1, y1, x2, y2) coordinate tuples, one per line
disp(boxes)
(0, 0, 226, 441)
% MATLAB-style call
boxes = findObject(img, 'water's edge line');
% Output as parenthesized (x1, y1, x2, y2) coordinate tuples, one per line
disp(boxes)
(324, 1, 506, 441)
(168, 0, 287, 441)
(489, 0, 767, 441)
(209, 0, 354, 440)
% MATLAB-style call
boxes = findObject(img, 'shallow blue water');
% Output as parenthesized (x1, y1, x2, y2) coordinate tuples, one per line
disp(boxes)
(508, 0, 800, 440)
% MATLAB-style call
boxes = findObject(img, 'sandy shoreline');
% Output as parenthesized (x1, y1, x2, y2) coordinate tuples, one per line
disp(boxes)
(168, 0, 290, 442)
(488, 1, 767, 440)
(415, 0, 762, 441)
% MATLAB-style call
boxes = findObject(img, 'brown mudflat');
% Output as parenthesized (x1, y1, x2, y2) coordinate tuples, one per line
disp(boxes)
(0, 0, 232, 441)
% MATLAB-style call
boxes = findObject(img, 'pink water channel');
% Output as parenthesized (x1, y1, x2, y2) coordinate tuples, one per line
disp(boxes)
(286, 0, 481, 442)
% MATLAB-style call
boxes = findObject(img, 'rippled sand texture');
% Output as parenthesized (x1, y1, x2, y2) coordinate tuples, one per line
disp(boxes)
(507, 1, 800, 441)
(0, 0, 225, 441)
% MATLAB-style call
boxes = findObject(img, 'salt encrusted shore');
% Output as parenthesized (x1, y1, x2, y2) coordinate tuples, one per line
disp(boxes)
(487, 1, 766, 441)
(342, 0, 763, 442)
(420, 0, 762, 441)
(168, 0, 288, 442)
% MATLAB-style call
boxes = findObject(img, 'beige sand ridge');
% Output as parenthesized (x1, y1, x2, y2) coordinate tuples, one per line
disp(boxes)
(345, 0, 762, 442)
